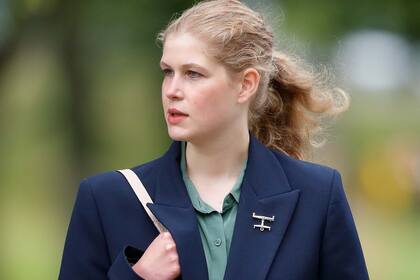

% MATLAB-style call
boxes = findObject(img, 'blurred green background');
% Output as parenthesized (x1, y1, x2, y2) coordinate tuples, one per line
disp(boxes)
(0, 0, 419, 279)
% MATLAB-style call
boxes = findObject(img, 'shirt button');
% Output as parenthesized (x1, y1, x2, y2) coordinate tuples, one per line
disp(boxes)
(214, 238, 222, 246)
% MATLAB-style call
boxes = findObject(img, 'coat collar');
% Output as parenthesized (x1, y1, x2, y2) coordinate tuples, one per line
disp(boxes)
(146, 131, 300, 280)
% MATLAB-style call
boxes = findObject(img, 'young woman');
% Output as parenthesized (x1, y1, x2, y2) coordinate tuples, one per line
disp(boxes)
(59, 1, 369, 279)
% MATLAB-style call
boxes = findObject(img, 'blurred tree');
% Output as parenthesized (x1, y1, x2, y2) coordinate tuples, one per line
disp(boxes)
(281, 0, 420, 43)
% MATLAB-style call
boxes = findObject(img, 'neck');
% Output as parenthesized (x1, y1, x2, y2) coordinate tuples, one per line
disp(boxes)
(185, 128, 250, 180)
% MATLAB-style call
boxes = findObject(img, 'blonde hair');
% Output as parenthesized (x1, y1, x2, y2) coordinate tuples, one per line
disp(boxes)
(156, 0, 349, 160)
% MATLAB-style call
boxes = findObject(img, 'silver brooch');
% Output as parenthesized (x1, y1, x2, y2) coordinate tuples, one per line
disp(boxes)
(252, 212, 275, 232)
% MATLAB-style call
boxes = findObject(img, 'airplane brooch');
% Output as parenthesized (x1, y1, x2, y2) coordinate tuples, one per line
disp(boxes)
(252, 212, 275, 232)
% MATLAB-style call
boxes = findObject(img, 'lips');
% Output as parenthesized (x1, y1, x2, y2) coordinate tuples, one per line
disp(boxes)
(168, 108, 188, 116)
(167, 108, 188, 125)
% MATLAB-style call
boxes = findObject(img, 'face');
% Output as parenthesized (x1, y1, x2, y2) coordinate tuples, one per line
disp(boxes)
(160, 32, 244, 143)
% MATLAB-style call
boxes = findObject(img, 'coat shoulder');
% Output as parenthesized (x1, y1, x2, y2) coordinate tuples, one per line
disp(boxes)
(271, 149, 339, 196)
(80, 156, 164, 199)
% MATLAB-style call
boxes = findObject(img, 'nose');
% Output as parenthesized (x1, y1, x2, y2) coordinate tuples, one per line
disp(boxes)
(163, 75, 184, 100)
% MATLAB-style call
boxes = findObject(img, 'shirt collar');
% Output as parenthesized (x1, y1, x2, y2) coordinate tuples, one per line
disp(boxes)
(180, 140, 248, 213)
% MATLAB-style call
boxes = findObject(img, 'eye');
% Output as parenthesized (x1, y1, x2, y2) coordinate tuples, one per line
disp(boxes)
(162, 68, 173, 76)
(186, 70, 202, 78)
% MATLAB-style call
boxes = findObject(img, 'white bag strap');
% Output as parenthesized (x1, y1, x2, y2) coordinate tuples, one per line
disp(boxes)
(117, 169, 167, 233)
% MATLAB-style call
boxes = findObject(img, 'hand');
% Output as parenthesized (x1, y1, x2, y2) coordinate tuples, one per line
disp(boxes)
(132, 231, 181, 280)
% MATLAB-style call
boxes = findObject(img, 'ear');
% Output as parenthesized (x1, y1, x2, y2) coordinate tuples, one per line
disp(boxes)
(237, 68, 260, 104)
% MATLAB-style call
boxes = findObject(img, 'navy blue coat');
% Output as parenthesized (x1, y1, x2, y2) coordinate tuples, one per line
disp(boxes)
(58, 132, 369, 280)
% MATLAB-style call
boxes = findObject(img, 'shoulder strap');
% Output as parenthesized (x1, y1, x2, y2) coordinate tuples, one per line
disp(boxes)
(117, 169, 167, 233)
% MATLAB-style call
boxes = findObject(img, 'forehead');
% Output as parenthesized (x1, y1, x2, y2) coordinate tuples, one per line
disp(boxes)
(160, 32, 217, 68)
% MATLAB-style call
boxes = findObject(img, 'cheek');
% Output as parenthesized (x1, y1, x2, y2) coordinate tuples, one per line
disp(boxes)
(192, 84, 234, 122)
(161, 81, 166, 98)
(161, 82, 168, 105)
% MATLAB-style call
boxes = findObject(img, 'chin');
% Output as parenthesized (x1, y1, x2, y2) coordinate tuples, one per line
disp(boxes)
(167, 126, 190, 142)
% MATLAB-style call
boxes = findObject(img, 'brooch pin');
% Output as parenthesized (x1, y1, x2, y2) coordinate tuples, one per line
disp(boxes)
(252, 212, 275, 232)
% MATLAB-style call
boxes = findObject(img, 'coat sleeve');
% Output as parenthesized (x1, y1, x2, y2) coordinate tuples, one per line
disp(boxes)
(58, 178, 145, 280)
(319, 169, 370, 280)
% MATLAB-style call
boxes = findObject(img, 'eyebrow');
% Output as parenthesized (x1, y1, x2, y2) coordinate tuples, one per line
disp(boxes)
(159, 61, 207, 71)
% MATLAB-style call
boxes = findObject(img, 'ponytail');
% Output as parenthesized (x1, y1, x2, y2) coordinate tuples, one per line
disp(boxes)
(249, 51, 349, 160)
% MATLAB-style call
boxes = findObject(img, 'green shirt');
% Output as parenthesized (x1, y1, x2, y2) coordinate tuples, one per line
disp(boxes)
(180, 141, 248, 280)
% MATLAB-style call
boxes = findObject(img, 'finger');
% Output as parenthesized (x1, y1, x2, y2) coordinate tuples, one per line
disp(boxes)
(163, 231, 171, 239)
(165, 243, 175, 251)
(169, 254, 179, 262)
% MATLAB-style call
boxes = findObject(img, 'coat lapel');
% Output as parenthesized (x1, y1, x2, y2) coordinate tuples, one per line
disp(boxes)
(223, 134, 300, 280)
(144, 132, 300, 280)
(145, 139, 208, 280)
